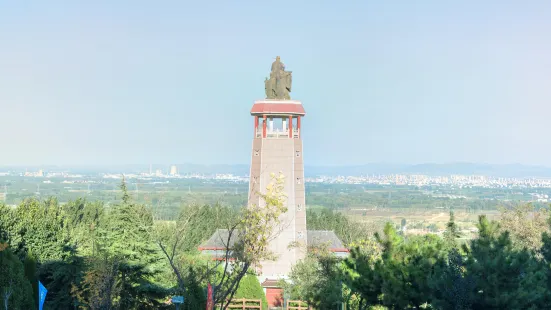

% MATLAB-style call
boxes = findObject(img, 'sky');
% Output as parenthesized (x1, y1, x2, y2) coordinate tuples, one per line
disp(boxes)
(1, 1, 550, 166)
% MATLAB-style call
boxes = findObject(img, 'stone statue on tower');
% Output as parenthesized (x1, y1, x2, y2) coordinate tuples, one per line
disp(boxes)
(265, 56, 292, 100)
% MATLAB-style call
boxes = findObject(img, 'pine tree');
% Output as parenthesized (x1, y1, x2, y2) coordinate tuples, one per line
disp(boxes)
(429, 248, 474, 310)
(92, 178, 165, 309)
(8, 198, 70, 261)
(443, 211, 461, 250)
(39, 246, 84, 310)
(464, 216, 551, 309)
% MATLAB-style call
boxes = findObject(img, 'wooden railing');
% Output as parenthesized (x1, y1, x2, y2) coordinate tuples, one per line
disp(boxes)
(225, 298, 262, 310)
(286, 300, 309, 310)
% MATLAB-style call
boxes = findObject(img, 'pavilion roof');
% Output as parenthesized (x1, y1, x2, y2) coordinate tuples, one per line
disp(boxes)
(250, 100, 306, 116)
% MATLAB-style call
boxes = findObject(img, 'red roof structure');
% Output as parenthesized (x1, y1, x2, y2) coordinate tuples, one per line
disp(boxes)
(250, 100, 306, 116)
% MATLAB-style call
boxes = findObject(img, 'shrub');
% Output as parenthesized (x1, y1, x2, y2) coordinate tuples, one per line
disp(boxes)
(233, 274, 268, 310)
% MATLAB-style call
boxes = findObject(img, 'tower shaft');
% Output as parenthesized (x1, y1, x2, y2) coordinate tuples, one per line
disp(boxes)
(248, 99, 306, 278)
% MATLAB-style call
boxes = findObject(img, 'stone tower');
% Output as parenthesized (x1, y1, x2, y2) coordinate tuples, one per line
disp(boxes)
(248, 99, 307, 279)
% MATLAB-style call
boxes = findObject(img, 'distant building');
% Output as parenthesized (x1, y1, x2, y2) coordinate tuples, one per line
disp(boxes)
(169, 165, 178, 176)
(155, 169, 163, 177)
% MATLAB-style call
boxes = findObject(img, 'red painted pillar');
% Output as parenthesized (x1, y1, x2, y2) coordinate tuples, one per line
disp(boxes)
(254, 116, 259, 137)
(288, 115, 293, 138)
(263, 115, 267, 138)
(297, 116, 301, 138)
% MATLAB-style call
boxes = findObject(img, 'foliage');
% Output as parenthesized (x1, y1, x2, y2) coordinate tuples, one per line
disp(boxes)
(344, 222, 448, 309)
(429, 248, 474, 310)
(155, 203, 239, 257)
(0, 245, 35, 310)
(7, 177, 551, 310)
(498, 203, 550, 252)
(213, 173, 289, 309)
(39, 248, 84, 310)
(233, 274, 268, 310)
(306, 208, 373, 246)
(379, 229, 447, 308)
(23, 251, 38, 308)
(155, 173, 288, 310)
(179, 267, 206, 310)
(0, 204, 9, 242)
(443, 211, 461, 250)
(284, 246, 344, 310)
(5, 198, 71, 261)
(75, 255, 121, 310)
(62, 198, 104, 256)
(343, 246, 383, 309)
(91, 178, 166, 309)
(462, 215, 551, 309)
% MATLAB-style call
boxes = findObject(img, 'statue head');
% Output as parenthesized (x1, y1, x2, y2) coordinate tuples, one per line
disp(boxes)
(276, 56, 280, 61)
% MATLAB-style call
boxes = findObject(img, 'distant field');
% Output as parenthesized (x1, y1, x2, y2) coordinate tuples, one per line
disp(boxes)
(344, 208, 501, 237)
(1, 176, 546, 222)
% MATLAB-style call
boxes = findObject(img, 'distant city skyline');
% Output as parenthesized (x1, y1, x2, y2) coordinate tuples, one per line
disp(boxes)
(1, 1, 551, 166)
(4, 162, 551, 178)
(6, 168, 551, 194)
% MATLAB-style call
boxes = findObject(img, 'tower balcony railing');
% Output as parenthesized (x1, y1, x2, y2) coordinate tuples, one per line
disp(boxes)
(256, 128, 300, 139)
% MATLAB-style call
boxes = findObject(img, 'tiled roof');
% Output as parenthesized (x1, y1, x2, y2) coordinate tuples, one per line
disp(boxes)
(260, 279, 281, 287)
(199, 230, 347, 252)
(198, 229, 239, 250)
(307, 230, 346, 250)
(250, 100, 306, 116)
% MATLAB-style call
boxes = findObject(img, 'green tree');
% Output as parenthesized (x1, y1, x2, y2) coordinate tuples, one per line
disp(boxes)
(464, 215, 551, 309)
(39, 247, 84, 310)
(75, 255, 121, 310)
(94, 179, 165, 309)
(344, 222, 447, 309)
(306, 208, 373, 246)
(499, 203, 550, 252)
(0, 245, 35, 310)
(233, 274, 268, 310)
(23, 251, 38, 308)
(429, 248, 474, 310)
(379, 233, 446, 308)
(284, 255, 319, 306)
(0, 204, 10, 242)
(443, 211, 461, 250)
(70, 179, 167, 309)
(179, 267, 206, 310)
(167, 203, 239, 254)
(6, 198, 70, 261)
(62, 198, 104, 256)
(343, 240, 384, 309)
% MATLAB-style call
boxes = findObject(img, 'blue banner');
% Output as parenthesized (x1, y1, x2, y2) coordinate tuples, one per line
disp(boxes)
(38, 281, 47, 310)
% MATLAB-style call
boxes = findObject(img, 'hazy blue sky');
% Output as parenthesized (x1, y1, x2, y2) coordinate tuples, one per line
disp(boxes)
(1, 1, 550, 166)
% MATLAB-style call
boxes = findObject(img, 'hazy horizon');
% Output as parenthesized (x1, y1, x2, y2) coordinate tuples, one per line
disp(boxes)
(2, 1, 550, 166)
(2, 161, 551, 168)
